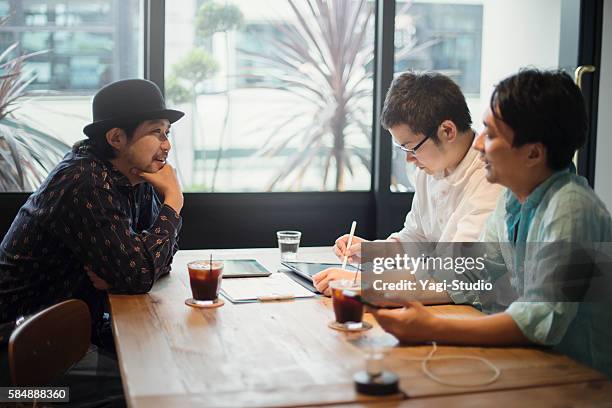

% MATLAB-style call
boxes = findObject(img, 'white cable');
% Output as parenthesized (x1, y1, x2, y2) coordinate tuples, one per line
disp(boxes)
(395, 341, 501, 387)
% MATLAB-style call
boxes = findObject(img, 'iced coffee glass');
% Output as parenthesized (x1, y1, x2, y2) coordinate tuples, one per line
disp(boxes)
(329, 279, 366, 331)
(185, 260, 224, 308)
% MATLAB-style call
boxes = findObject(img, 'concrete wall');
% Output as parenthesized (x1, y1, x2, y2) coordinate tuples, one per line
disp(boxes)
(465, 0, 564, 128)
(594, 0, 612, 212)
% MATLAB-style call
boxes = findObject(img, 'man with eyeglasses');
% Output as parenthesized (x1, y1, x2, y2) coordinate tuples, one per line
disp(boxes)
(314, 71, 502, 295)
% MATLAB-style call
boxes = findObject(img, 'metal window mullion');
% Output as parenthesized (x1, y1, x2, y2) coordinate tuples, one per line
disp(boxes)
(576, 0, 603, 187)
(144, 0, 165, 91)
(372, 0, 395, 237)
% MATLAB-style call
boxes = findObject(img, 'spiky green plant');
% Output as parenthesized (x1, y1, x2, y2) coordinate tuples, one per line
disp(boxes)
(0, 17, 69, 192)
(240, 0, 374, 191)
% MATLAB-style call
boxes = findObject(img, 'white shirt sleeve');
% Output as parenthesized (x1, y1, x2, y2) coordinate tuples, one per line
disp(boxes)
(387, 184, 428, 243)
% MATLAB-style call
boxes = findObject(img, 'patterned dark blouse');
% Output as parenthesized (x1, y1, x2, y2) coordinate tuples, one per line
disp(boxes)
(0, 141, 182, 325)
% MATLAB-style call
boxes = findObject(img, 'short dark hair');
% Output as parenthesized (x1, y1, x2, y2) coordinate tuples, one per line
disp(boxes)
(380, 71, 472, 142)
(491, 68, 588, 171)
(86, 122, 142, 160)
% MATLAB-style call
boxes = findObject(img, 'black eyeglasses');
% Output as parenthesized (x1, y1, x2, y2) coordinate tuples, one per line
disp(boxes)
(392, 127, 437, 155)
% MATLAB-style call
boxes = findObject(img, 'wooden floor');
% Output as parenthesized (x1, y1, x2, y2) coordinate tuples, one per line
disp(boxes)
(109, 247, 611, 407)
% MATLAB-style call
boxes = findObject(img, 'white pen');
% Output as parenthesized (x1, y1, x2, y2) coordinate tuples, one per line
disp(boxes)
(341, 221, 357, 271)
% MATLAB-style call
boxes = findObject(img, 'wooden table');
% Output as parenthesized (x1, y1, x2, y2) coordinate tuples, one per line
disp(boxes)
(109, 247, 610, 407)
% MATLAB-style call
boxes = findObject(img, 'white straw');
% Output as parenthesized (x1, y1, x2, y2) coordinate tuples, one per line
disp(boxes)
(341, 221, 357, 270)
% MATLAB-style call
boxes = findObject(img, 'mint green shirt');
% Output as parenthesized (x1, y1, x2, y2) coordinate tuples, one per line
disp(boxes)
(464, 171, 612, 377)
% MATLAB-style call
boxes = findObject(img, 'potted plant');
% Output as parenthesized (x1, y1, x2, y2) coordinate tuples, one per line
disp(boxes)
(0, 17, 69, 192)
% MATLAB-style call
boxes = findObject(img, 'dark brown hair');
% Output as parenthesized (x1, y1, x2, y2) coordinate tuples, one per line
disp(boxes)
(381, 71, 472, 142)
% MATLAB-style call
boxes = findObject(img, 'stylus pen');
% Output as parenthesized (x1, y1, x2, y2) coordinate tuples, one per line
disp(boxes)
(341, 221, 357, 271)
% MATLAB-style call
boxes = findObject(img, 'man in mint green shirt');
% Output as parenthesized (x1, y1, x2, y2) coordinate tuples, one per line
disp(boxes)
(371, 68, 612, 377)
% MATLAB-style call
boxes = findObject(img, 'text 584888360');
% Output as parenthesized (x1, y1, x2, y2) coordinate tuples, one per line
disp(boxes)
(1, 387, 69, 402)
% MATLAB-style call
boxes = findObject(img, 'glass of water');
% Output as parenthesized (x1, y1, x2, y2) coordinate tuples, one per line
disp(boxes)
(277, 230, 301, 261)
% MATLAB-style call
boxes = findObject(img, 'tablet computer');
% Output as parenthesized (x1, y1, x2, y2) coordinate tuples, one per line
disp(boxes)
(220, 259, 271, 278)
(281, 261, 359, 282)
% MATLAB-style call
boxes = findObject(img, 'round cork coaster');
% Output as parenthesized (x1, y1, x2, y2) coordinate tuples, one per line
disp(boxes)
(185, 298, 225, 308)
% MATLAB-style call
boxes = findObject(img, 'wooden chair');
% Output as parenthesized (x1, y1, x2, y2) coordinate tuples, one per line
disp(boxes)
(8, 299, 91, 386)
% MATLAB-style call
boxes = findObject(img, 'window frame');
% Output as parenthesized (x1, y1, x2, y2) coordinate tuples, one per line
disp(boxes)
(0, 0, 603, 250)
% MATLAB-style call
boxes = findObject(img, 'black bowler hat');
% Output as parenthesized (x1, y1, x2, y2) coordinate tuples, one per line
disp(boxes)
(83, 79, 184, 137)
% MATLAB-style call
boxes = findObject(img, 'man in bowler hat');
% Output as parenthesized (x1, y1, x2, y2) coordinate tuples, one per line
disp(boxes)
(0, 79, 185, 389)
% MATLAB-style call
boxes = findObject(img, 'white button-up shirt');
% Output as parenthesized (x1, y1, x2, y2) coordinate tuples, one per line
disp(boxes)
(388, 147, 502, 243)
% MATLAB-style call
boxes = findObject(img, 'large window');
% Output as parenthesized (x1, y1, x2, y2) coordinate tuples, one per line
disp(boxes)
(0, 0, 586, 198)
(164, 0, 375, 192)
(0, 0, 143, 192)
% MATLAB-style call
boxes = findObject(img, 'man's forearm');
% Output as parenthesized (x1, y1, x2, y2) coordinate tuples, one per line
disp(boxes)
(432, 312, 531, 346)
